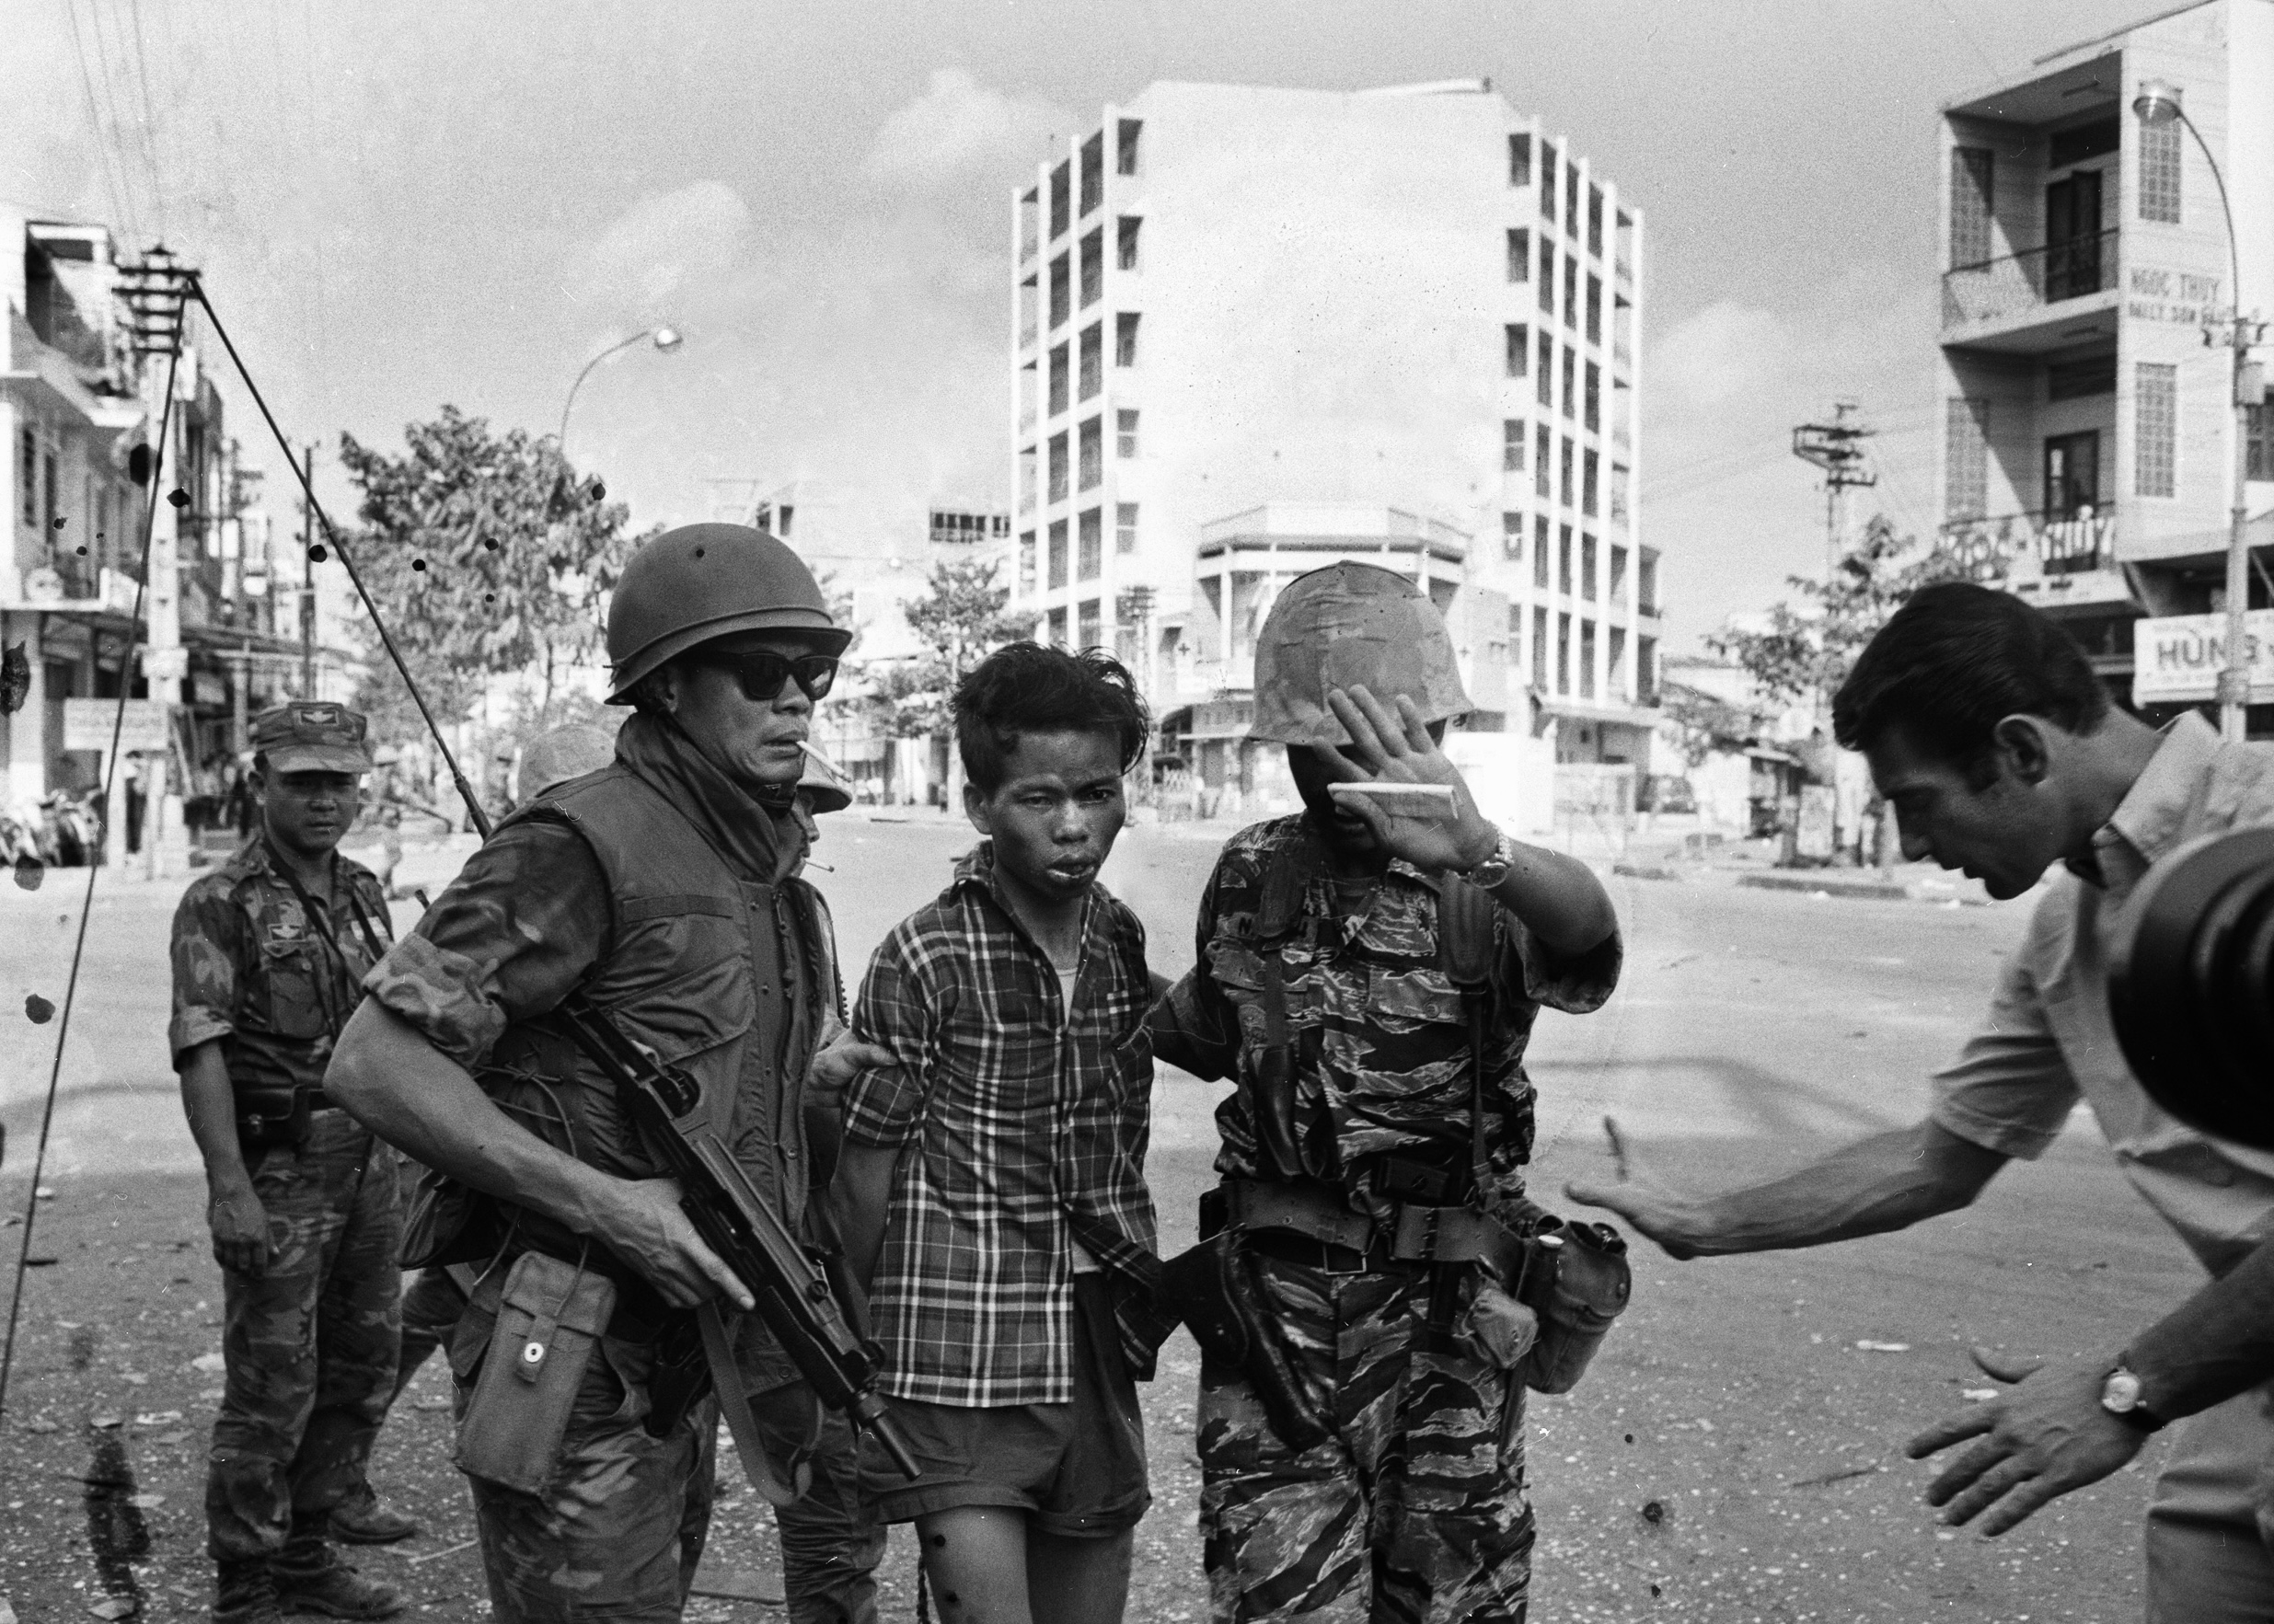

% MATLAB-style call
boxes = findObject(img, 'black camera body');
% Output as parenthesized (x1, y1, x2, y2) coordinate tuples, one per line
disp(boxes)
(2109, 827, 2274, 1150)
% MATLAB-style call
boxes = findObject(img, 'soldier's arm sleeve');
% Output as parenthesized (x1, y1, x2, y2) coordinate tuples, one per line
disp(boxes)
(841, 925, 939, 1151)
(1145, 858, 1241, 1082)
(167, 879, 242, 1066)
(1499, 902, 1623, 1017)
(1928, 896, 2078, 1161)
(361, 817, 611, 1071)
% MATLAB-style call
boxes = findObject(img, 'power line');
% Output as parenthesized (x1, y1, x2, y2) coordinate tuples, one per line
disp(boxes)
(75, 0, 146, 246)
(61, 0, 134, 243)
(121, 0, 171, 239)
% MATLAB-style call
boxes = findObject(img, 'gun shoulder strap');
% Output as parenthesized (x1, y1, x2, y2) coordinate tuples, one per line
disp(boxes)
(698, 1303, 814, 1509)
(1435, 877, 1500, 1200)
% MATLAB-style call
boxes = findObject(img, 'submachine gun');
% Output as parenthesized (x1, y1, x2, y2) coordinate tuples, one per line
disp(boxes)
(180, 278, 917, 1488)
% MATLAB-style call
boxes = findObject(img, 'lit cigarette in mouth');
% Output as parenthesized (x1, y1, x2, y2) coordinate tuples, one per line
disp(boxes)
(1327, 782, 1457, 804)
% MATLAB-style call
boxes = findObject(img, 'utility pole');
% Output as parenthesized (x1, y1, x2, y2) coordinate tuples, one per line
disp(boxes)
(301, 444, 316, 698)
(1793, 401, 1877, 577)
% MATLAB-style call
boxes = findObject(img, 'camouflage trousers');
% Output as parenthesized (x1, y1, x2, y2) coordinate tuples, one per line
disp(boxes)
(207, 1112, 403, 1561)
(1197, 1255, 1534, 1624)
(450, 1300, 884, 1624)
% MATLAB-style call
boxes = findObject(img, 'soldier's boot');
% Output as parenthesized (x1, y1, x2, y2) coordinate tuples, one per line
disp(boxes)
(212, 1557, 286, 1624)
(271, 1530, 404, 1620)
(328, 1481, 421, 1546)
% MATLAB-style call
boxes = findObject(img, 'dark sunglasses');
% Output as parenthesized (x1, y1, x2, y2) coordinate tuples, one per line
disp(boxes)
(698, 650, 839, 703)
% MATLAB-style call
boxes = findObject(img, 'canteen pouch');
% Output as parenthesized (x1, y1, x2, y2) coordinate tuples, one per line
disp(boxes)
(234, 1083, 310, 1150)
(1515, 1218, 1632, 1396)
(454, 1250, 618, 1493)
(1159, 1231, 1328, 1452)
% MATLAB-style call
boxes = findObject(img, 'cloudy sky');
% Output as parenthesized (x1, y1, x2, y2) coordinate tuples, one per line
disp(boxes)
(4, 0, 2158, 652)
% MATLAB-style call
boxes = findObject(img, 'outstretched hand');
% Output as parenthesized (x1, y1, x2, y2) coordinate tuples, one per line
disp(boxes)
(1904, 1355, 2146, 1537)
(1314, 686, 1497, 875)
(1564, 1115, 1709, 1261)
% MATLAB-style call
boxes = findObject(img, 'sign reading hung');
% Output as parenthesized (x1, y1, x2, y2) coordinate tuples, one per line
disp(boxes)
(2132, 611, 2274, 707)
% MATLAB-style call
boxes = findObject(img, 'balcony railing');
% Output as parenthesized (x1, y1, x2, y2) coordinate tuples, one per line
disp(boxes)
(1942, 229, 2118, 328)
(1934, 505, 2118, 581)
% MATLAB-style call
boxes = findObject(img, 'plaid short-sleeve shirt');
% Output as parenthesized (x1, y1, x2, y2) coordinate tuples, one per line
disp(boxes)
(842, 843, 1160, 1407)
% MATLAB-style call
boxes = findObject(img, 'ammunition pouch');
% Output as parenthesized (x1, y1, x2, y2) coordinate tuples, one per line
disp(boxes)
(454, 1250, 618, 1493)
(233, 1082, 314, 1149)
(1511, 1216, 1631, 1395)
(1158, 1232, 1327, 1453)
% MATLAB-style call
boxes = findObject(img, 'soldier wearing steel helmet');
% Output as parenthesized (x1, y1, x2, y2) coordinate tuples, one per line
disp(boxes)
(327, 524, 883, 1623)
(1148, 561, 1625, 1623)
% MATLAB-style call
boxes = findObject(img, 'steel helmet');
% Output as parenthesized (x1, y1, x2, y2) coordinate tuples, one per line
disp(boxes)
(606, 523, 850, 702)
(796, 744, 853, 814)
(1248, 561, 1471, 745)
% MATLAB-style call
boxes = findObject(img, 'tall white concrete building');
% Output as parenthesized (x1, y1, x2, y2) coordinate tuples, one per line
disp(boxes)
(1935, 0, 2274, 731)
(1008, 80, 1656, 820)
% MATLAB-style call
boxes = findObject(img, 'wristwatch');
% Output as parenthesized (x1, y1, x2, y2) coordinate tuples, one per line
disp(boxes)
(2100, 1361, 2167, 1434)
(1460, 828, 1517, 890)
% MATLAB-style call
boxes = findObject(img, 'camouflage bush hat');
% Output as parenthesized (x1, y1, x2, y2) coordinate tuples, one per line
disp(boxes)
(251, 701, 375, 774)
(1249, 561, 1472, 745)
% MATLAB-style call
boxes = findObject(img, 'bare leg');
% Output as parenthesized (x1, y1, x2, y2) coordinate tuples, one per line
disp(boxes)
(914, 1507, 1032, 1624)
(1026, 1526, 1132, 1624)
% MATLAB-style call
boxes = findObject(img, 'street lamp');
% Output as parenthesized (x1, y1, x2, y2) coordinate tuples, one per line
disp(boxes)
(557, 325, 684, 463)
(2133, 79, 2264, 742)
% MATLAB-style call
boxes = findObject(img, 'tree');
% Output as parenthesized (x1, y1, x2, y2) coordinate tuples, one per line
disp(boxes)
(1707, 515, 1971, 716)
(863, 558, 1037, 741)
(335, 407, 652, 743)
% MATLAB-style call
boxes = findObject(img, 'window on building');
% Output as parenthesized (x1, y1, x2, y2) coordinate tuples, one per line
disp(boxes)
(2136, 362, 2177, 497)
(1079, 507, 1102, 579)
(1079, 132, 1103, 217)
(1583, 450, 1599, 516)
(1116, 501, 1139, 552)
(16, 429, 31, 526)
(1117, 215, 1141, 271)
(1638, 549, 1659, 616)
(1579, 619, 1597, 698)
(1115, 313, 1140, 367)
(1564, 255, 1579, 330)
(1537, 331, 1554, 408)
(1020, 530, 1038, 594)
(1534, 515, 1551, 587)
(1506, 227, 1529, 283)
(1556, 610, 1572, 694)
(1581, 533, 1598, 600)
(1504, 420, 1525, 473)
(1587, 274, 1602, 345)
(1561, 438, 1576, 508)
(2140, 119, 2182, 225)
(1539, 235, 1555, 316)
(1080, 229, 1103, 307)
(1949, 146, 1996, 267)
(1116, 119, 1142, 177)
(1585, 362, 1600, 432)
(1610, 463, 1630, 524)
(1048, 432, 1069, 504)
(1019, 447, 1038, 513)
(1079, 596, 1102, 651)
(1079, 325, 1102, 400)
(1117, 409, 1139, 458)
(1609, 625, 1627, 699)
(1049, 343, 1069, 416)
(1508, 132, 1531, 188)
(1079, 417, 1103, 491)
(1540, 143, 1558, 222)
(2248, 405, 2274, 480)
(1050, 159, 1071, 239)
(1610, 543, 1628, 600)
(1558, 524, 1573, 594)
(1048, 606, 1068, 646)
(1502, 511, 1523, 561)
(1638, 634, 1658, 705)
(44, 452, 58, 534)
(1508, 604, 1525, 673)
(1534, 426, 1552, 499)
(1587, 185, 1604, 259)
(1506, 323, 1528, 379)
(1565, 167, 1581, 234)
(1945, 397, 1991, 520)
(1048, 519, 1068, 589)
(1560, 348, 1576, 419)
(1049, 253, 1070, 328)
(1532, 605, 1549, 687)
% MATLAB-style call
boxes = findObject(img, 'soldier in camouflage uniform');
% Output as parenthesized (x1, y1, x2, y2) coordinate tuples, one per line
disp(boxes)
(171, 701, 406, 1623)
(1149, 563, 1623, 1624)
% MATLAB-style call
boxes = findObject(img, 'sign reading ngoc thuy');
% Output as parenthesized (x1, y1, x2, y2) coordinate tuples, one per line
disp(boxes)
(2132, 611, 2274, 707)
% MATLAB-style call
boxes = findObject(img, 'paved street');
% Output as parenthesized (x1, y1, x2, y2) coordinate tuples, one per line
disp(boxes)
(1, 814, 2199, 1620)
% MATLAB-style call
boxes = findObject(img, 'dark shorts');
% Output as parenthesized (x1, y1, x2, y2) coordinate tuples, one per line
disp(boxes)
(857, 1273, 1149, 1538)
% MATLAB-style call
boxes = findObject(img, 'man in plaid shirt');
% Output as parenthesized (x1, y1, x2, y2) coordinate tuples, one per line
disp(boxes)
(833, 643, 1160, 1624)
